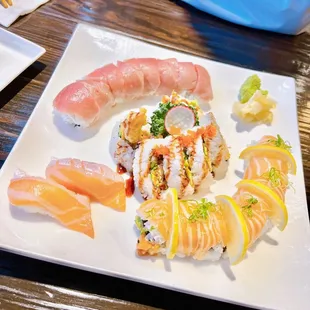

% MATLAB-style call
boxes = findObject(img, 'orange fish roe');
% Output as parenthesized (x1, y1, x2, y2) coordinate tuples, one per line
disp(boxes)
(177, 124, 217, 148)
(169, 126, 182, 135)
(153, 146, 170, 157)
(204, 124, 217, 139)
(178, 134, 194, 148)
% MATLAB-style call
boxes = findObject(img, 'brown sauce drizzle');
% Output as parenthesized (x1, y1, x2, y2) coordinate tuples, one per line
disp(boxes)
(117, 163, 127, 174)
(125, 175, 135, 197)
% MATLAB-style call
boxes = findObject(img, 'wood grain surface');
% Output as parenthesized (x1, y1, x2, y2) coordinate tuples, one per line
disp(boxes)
(0, 0, 309, 309)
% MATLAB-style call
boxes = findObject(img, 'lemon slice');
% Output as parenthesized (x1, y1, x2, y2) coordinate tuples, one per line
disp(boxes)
(236, 179, 288, 231)
(239, 145, 297, 175)
(215, 195, 249, 265)
(165, 188, 179, 259)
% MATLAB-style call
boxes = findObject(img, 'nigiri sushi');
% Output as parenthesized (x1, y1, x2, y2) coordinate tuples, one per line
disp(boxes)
(8, 173, 94, 238)
(53, 58, 213, 128)
(45, 158, 126, 212)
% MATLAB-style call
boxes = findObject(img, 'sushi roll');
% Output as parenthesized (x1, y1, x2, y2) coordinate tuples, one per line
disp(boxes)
(163, 137, 195, 198)
(135, 198, 226, 261)
(114, 139, 135, 173)
(179, 126, 212, 188)
(133, 138, 170, 200)
(201, 112, 230, 168)
(133, 136, 197, 200)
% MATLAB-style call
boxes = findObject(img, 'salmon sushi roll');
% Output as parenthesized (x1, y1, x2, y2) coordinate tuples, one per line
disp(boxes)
(135, 198, 226, 261)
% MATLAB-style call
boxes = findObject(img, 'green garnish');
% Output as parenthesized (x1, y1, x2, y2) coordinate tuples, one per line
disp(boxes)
(159, 212, 165, 217)
(145, 208, 155, 218)
(118, 126, 123, 139)
(135, 216, 148, 234)
(150, 101, 199, 138)
(241, 196, 258, 217)
(187, 198, 216, 223)
(262, 167, 282, 188)
(262, 167, 295, 192)
(149, 226, 156, 231)
(150, 161, 157, 170)
(269, 134, 292, 151)
(239, 74, 268, 104)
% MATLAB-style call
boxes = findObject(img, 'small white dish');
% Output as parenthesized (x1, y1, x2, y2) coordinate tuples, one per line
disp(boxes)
(0, 28, 45, 91)
(0, 23, 309, 310)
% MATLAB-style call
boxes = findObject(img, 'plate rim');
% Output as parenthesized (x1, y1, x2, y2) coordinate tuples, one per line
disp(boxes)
(0, 27, 46, 91)
(0, 22, 309, 310)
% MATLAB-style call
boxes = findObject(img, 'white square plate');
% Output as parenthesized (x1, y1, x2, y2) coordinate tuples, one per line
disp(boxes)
(0, 27, 45, 91)
(1, 23, 310, 310)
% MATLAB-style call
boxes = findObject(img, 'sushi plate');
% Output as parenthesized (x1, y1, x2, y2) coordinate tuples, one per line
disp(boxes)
(0, 28, 45, 92)
(1, 23, 310, 310)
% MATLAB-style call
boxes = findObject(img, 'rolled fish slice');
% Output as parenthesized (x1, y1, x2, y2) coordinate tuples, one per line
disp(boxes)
(233, 189, 270, 247)
(7, 173, 94, 238)
(125, 58, 160, 95)
(156, 58, 179, 95)
(45, 158, 126, 212)
(117, 60, 144, 99)
(177, 201, 225, 261)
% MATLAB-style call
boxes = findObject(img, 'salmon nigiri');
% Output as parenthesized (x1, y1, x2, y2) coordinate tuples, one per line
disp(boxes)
(45, 158, 126, 212)
(8, 174, 94, 238)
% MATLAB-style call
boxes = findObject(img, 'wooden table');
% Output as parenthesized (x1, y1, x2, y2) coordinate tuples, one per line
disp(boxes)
(1, 1, 309, 309)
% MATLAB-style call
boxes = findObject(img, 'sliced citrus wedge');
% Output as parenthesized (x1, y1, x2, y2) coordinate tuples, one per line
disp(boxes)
(239, 145, 297, 175)
(215, 195, 249, 265)
(165, 188, 180, 259)
(236, 179, 288, 231)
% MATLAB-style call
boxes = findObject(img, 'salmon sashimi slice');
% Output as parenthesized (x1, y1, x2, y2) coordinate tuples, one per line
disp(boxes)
(8, 175, 94, 238)
(117, 60, 144, 99)
(177, 62, 197, 92)
(126, 58, 160, 95)
(46, 158, 126, 212)
(192, 65, 213, 101)
(156, 58, 179, 95)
